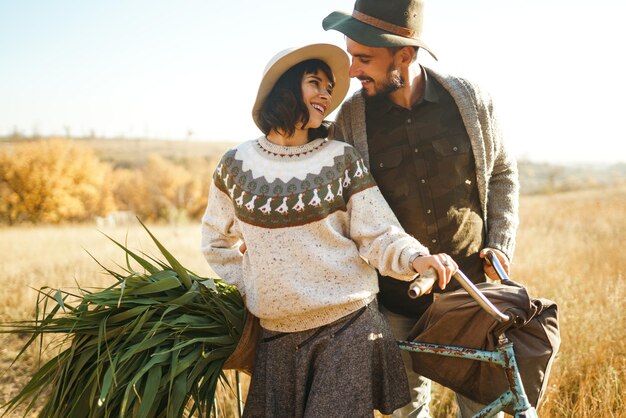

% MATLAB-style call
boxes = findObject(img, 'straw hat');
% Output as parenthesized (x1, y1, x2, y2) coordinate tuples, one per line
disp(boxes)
(252, 43, 350, 130)
(323, 0, 437, 60)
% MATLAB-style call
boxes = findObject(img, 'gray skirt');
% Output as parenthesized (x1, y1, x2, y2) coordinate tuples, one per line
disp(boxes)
(243, 301, 410, 418)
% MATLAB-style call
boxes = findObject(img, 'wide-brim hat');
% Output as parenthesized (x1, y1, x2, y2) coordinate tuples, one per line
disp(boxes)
(323, 0, 437, 60)
(252, 43, 350, 131)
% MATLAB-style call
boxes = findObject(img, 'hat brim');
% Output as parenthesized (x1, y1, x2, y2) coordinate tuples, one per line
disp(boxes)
(323, 11, 437, 60)
(252, 43, 350, 131)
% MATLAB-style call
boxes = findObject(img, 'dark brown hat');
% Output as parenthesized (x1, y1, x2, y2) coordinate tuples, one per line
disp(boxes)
(323, 0, 437, 60)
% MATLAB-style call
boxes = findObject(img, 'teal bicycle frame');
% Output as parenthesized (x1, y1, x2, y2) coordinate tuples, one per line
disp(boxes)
(398, 336, 537, 417)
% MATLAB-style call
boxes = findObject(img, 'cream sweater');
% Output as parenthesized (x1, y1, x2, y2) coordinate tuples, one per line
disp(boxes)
(201, 136, 429, 332)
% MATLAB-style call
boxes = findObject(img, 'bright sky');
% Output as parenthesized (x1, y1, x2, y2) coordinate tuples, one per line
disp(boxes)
(0, 0, 623, 164)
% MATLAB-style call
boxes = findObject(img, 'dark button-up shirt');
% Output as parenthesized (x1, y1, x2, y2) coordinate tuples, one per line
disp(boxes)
(365, 68, 486, 317)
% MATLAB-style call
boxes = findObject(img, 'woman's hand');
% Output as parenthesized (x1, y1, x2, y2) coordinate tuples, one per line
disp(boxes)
(411, 253, 458, 292)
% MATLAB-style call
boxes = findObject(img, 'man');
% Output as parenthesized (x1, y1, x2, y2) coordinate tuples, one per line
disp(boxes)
(323, 0, 519, 417)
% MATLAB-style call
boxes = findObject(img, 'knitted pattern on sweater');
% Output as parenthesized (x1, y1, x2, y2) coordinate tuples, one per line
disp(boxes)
(213, 138, 373, 228)
(201, 136, 428, 332)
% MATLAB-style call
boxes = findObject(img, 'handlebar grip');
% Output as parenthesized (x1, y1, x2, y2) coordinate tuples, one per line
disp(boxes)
(407, 267, 437, 299)
(485, 250, 512, 283)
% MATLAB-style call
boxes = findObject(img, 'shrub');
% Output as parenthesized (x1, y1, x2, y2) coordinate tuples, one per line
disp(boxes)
(0, 139, 115, 224)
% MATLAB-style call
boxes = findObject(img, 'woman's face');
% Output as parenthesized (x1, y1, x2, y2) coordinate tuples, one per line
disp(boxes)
(300, 69, 333, 130)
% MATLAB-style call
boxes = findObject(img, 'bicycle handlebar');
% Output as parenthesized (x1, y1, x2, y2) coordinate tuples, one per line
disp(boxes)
(407, 268, 437, 299)
(484, 249, 512, 283)
(407, 250, 511, 323)
(451, 269, 510, 323)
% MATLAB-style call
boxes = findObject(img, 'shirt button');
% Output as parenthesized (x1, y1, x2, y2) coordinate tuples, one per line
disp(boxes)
(426, 209, 432, 214)
(379, 163, 384, 168)
(421, 179, 426, 184)
(407, 118, 412, 124)
(414, 148, 419, 153)
(453, 146, 458, 152)
(431, 239, 437, 244)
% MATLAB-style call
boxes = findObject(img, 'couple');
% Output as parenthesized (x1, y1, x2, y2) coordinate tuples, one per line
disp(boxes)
(201, 0, 519, 417)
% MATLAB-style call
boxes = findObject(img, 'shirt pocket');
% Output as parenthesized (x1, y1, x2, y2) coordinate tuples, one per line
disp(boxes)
(432, 135, 471, 158)
(431, 135, 475, 192)
(370, 149, 409, 203)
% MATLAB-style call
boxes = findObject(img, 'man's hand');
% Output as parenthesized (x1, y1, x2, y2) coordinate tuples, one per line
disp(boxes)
(480, 247, 510, 281)
(411, 253, 458, 292)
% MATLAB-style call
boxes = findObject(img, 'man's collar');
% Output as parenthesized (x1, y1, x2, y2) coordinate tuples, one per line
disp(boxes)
(420, 65, 439, 105)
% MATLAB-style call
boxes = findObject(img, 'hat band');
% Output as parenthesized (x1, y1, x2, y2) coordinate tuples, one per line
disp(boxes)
(351, 10, 416, 38)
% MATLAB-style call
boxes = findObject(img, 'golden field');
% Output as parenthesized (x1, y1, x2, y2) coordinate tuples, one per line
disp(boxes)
(0, 187, 624, 417)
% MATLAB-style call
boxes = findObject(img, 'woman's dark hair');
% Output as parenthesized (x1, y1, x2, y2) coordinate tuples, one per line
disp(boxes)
(258, 59, 335, 141)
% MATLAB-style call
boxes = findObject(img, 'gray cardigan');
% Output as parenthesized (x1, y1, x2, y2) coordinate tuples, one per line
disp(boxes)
(332, 65, 519, 259)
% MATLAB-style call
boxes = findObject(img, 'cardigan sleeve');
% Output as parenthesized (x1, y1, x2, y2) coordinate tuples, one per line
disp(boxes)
(482, 91, 520, 260)
(426, 67, 519, 260)
(200, 176, 245, 293)
(331, 100, 350, 143)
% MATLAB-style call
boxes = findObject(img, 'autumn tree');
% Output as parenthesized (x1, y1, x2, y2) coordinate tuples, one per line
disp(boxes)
(0, 139, 115, 224)
(112, 154, 208, 222)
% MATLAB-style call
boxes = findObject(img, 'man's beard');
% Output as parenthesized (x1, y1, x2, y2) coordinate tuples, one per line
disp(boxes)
(361, 64, 404, 98)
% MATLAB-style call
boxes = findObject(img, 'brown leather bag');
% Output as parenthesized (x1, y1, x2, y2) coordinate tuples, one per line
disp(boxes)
(407, 281, 560, 414)
(223, 311, 261, 375)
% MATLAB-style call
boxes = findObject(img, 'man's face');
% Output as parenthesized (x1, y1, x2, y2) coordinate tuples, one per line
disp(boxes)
(346, 38, 403, 97)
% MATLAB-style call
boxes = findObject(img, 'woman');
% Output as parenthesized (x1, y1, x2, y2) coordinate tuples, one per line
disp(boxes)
(201, 43, 457, 417)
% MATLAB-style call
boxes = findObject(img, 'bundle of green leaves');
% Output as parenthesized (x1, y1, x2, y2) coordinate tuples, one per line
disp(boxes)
(1, 222, 246, 418)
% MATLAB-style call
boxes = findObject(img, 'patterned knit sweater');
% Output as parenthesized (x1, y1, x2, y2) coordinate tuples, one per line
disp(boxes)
(201, 135, 429, 332)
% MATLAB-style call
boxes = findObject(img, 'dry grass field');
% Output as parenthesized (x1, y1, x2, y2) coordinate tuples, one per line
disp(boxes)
(1, 187, 624, 417)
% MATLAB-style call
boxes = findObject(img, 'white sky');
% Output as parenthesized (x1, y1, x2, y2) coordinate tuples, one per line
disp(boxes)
(0, 0, 624, 164)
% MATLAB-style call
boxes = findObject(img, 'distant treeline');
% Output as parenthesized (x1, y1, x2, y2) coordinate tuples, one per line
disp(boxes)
(1, 136, 624, 225)
(517, 159, 626, 194)
(0, 138, 220, 225)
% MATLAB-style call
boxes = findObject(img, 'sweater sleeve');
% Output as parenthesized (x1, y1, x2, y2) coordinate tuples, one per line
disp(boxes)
(348, 187, 429, 281)
(200, 174, 245, 293)
(343, 147, 430, 281)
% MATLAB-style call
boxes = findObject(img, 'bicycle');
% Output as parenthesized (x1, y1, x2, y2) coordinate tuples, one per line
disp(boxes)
(227, 250, 548, 418)
(399, 250, 539, 418)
